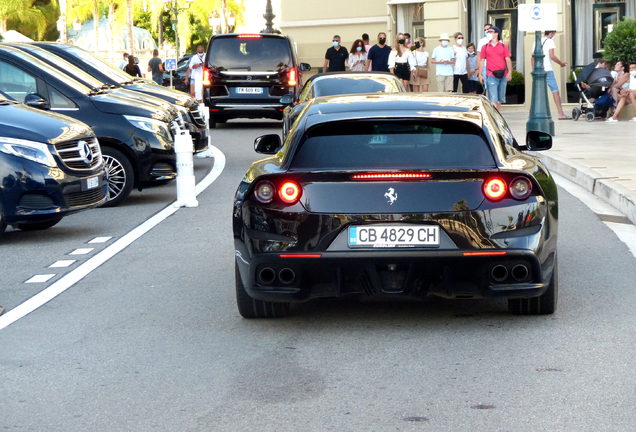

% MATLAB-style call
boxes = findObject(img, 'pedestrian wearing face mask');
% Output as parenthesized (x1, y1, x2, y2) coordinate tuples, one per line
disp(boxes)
(477, 26, 512, 110)
(410, 37, 430, 92)
(531, 30, 569, 119)
(389, 33, 416, 90)
(477, 23, 493, 81)
(466, 43, 479, 94)
(431, 33, 455, 92)
(404, 32, 413, 49)
(452, 32, 469, 93)
(324, 35, 349, 72)
(348, 39, 367, 72)
(365, 32, 392, 73)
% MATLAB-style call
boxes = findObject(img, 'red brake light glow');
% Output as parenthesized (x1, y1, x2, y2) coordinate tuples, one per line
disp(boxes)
(463, 251, 507, 256)
(279, 181, 301, 204)
(238, 34, 262, 39)
(202, 67, 211, 87)
(279, 254, 322, 258)
(288, 67, 298, 86)
(351, 173, 432, 180)
(483, 178, 507, 200)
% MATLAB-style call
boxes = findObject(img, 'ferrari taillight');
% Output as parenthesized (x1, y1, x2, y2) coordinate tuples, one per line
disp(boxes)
(279, 181, 301, 204)
(509, 177, 532, 200)
(287, 68, 298, 86)
(202, 67, 212, 87)
(483, 178, 507, 201)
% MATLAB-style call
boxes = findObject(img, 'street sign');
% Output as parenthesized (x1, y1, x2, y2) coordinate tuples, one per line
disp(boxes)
(165, 58, 177, 71)
(518, 4, 558, 32)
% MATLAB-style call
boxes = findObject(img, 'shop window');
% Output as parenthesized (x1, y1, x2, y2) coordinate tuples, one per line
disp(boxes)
(593, 1, 625, 55)
(413, 4, 424, 39)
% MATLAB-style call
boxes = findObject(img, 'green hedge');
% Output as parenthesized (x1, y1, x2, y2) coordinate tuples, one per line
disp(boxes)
(602, 18, 636, 64)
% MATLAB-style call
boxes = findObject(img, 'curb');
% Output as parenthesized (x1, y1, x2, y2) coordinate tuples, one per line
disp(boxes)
(532, 151, 636, 225)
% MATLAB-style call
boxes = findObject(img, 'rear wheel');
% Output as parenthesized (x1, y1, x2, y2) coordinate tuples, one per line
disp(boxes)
(586, 112, 595, 122)
(508, 257, 558, 315)
(0, 203, 6, 238)
(235, 263, 290, 318)
(208, 115, 217, 129)
(572, 107, 581, 121)
(100, 147, 134, 208)
(15, 217, 63, 231)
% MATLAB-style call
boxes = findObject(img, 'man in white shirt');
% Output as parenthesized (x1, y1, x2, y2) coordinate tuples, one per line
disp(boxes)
(431, 33, 455, 92)
(531, 30, 568, 119)
(185, 45, 206, 102)
(477, 23, 492, 79)
(118, 53, 129, 70)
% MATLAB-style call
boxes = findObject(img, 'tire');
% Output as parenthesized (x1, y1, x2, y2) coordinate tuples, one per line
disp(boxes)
(216, 117, 227, 124)
(508, 257, 558, 315)
(235, 263, 290, 318)
(100, 147, 134, 208)
(572, 107, 581, 121)
(586, 112, 595, 122)
(15, 217, 63, 231)
(0, 203, 6, 239)
(208, 115, 217, 129)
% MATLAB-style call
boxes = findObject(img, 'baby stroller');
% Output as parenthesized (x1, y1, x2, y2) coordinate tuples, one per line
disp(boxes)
(572, 61, 614, 122)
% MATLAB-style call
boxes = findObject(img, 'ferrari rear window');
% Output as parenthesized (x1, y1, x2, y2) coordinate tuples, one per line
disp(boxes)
(313, 77, 402, 97)
(290, 120, 496, 170)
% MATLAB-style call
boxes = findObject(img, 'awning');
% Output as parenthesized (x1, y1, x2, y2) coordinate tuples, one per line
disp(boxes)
(386, 0, 423, 4)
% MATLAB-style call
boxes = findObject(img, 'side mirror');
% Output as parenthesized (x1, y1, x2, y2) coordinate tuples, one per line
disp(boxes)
(299, 63, 311, 72)
(526, 131, 552, 151)
(24, 93, 50, 110)
(280, 94, 293, 107)
(254, 134, 282, 154)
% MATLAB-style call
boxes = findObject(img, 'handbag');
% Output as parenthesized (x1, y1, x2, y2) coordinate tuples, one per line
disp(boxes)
(417, 66, 428, 79)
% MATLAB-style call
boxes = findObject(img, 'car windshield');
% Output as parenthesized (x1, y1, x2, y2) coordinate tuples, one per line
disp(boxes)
(61, 46, 132, 84)
(208, 37, 291, 71)
(22, 46, 106, 89)
(290, 120, 496, 170)
(312, 77, 402, 98)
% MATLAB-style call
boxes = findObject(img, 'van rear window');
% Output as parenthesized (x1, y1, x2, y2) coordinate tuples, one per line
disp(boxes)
(208, 38, 291, 72)
(290, 120, 496, 170)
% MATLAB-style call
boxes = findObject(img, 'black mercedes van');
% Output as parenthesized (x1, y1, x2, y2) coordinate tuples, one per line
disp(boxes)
(203, 33, 311, 128)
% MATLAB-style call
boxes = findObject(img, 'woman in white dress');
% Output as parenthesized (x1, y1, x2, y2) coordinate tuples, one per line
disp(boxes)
(348, 39, 367, 72)
(388, 33, 416, 91)
(410, 37, 430, 92)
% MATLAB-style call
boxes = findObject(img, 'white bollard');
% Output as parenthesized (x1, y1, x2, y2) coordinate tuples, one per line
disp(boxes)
(173, 128, 199, 208)
(196, 103, 214, 159)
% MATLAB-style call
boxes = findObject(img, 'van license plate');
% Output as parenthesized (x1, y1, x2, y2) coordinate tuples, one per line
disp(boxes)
(237, 87, 263, 94)
(84, 176, 99, 190)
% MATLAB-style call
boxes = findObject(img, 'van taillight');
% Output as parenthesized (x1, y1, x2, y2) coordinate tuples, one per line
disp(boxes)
(202, 67, 212, 87)
(288, 68, 298, 86)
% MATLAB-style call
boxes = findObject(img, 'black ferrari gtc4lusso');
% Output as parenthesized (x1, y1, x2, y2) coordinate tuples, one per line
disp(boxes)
(233, 93, 558, 318)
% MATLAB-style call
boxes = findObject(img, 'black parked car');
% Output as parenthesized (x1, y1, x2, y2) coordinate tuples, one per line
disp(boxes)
(0, 90, 106, 236)
(204, 33, 311, 128)
(0, 44, 176, 207)
(281, 71, 406, 138)
(28, 42, 208, 152)
(233, 93, 558, 318)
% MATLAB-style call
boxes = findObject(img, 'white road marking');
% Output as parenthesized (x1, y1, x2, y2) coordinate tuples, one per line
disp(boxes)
(0, 142, 226, 331)
(69, 248, 94, 255)
(89, 236, 113, 244)
(553, 173, 636, 259)
(25, 275, 56, 284)
(49, 260, 76, 268)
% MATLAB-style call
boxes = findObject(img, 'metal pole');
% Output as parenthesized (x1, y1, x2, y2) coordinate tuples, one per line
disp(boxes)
(526, 0, 554, 135)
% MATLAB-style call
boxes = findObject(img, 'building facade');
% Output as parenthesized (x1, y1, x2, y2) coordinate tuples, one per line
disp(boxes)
(280, 0, 636, 106)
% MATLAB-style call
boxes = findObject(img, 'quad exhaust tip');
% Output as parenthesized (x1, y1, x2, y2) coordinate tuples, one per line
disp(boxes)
(259, 267, 276, 285)
(279, 268, 296, 285)
(511, 264, 529, 282)
(491, 265, 508, 282)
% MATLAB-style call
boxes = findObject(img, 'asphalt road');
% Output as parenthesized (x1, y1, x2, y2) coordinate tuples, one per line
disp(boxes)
(1, 120, 636, 431)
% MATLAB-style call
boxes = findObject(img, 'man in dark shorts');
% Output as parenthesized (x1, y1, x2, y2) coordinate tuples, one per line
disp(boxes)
(365, 32, 392, 73)
(147, 49, 164, 85)
(323, 35, 348, 72)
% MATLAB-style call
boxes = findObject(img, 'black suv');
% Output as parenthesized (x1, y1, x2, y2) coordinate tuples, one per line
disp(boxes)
(0, 90, 106, 236)
(203, 33, 310, 128)
(0, 44, 177, 207)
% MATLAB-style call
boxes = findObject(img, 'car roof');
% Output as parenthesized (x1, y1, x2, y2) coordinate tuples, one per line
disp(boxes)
(308, 71, 397, 80)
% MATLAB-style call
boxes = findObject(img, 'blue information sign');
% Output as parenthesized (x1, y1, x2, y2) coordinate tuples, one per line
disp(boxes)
(165, 58, 177, 71)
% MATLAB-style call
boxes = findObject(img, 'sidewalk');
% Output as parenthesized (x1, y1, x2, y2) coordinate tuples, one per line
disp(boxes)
(502, 111, 636, 225)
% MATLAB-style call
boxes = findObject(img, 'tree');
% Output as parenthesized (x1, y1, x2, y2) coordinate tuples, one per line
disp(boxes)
(0, 0, 47, 37)
(602, 18, 636, 64)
